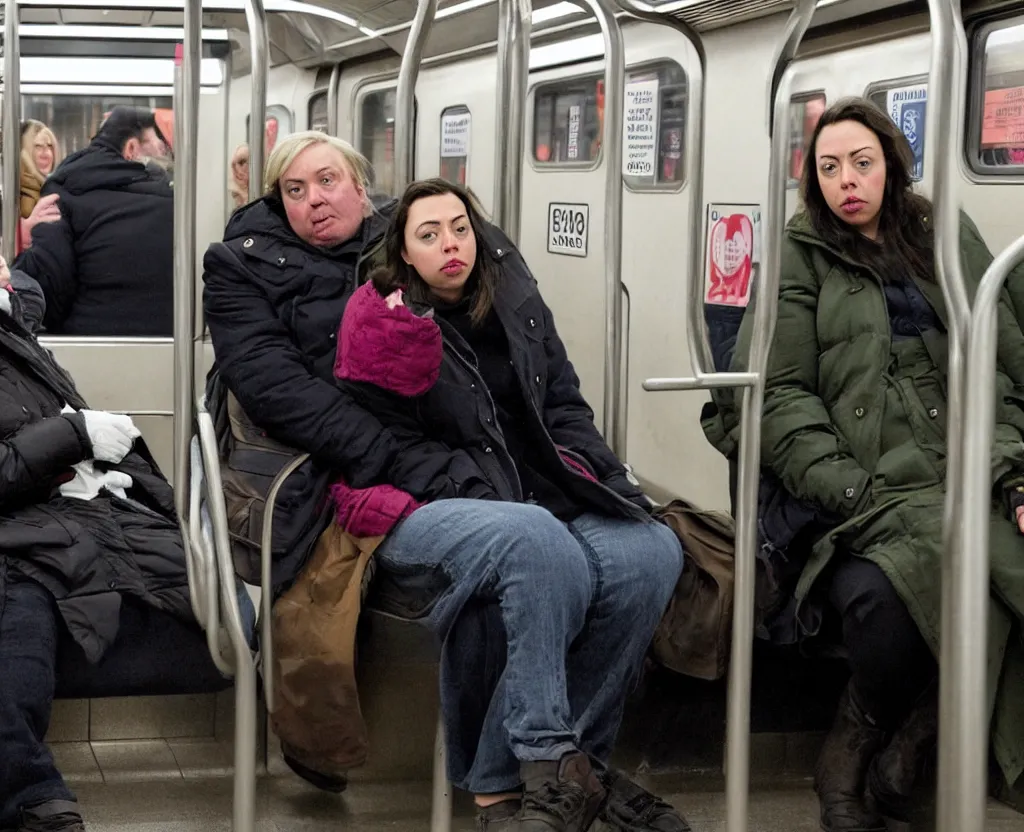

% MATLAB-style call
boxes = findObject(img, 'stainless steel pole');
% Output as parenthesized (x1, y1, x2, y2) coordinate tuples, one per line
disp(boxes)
(327, 62, 341, 135)
(492, 0, 511, 228)
(494, 0, 531, 241)
(2, 0, 20, 264)
(244, 0, 269, 199)
(394, 0, 437, 194)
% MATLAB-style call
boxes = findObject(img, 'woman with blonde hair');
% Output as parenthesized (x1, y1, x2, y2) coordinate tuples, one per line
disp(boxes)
(229, 143, 250, 208)
(17, 120, 63, 255)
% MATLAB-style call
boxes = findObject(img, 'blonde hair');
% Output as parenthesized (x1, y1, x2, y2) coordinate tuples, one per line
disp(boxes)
(264, 131, 372, 201)
(21, 120, 60, 183)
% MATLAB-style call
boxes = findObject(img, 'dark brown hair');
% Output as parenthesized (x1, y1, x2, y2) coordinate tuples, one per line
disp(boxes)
(371, 178, 498, 325)
(800, 97, 935, 283)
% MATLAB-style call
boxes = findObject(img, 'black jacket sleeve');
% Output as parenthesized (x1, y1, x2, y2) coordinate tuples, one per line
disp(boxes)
(0, 415, 91, 509)
(203, 243, 497, 495)
(10, 270, 46, 334)
(13, 183, 78, 333)
(537, 298, 646, 505)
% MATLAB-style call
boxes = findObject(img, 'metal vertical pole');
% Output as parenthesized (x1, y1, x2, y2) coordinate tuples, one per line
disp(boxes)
(327, 62, 341, 135)
(394, 0, 437, 194)
(244, 0, 269, 199)
(2, 0, 20, 264)
(492, 0, 511, 228)
(571, 0, 625, 458)
(499, 0, 530, 244)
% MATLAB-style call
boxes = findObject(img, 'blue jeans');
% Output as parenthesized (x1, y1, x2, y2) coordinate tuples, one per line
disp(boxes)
(374, 500, 683, 794)
(0, 569, 76, 827)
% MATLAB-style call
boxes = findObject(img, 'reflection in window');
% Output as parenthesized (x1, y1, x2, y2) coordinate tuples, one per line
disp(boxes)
(23, 94, 172, 157)
(245, 104, 294, 152)
(309, 91, 328, 133)
(974, 19, 1024, 170)
(868, 81, 928, 181)
(360, 88, 414, 195)
(533, 75, 603, 164)
(440, 105, 470, 185)
(787, 94, 826, 189)
(622, 61, 687, 189)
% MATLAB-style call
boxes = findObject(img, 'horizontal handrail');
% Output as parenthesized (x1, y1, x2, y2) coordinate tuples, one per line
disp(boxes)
(643, 373, 759, 391)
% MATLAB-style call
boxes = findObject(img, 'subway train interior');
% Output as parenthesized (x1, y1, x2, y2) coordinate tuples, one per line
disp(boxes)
(1, 0, 1024, 828)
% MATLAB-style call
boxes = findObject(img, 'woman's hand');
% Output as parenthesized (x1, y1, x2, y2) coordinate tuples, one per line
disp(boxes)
(23, 193, 61, 237)
(0, 256, 9, 290)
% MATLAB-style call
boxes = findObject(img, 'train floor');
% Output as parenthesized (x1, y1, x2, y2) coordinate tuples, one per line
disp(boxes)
(68, 775, 1024, 831)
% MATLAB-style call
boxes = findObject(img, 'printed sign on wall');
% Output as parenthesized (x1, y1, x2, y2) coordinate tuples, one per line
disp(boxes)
(547, 203, 589, 258)
(567, 105, 582, 161)
(441, 111, 471, 158)
(623, 79, 660, 177)
(704, 204, 761, 308)
(885, 84, 928, 180)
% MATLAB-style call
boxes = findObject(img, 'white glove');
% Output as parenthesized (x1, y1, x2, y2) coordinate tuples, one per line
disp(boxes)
(76, 409, 142, 464)
(59, 460, 134, 501)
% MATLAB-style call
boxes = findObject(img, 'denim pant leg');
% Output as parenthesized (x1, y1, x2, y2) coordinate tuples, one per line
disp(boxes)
(563, 514, 684, 763)
(375, 499, 592, 793)
(0, 570, 75, 827)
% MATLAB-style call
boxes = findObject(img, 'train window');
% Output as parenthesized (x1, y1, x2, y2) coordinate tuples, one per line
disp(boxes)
(969, 17, 1024, 173)
(358, 87, 417, 195)
(245, 104, 293, 151)
(622, 61, 688, 190)
(532, 60, 687, 186)
(786, 93, 826, 189)
(533, 73, 603, 165)
(22, 94, 172, 156)
(866, 77, 928, 181)
(440, 105, 470, 185)
(309, 91, 329, 133)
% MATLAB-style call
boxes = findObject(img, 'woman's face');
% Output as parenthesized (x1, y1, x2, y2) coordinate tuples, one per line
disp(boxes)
(402, 192, 478, 304)
(232, 151, 249, 182)
(814, 119, 887, 240)
(33, 136, 55, 176)
(280, 143, 367, 247)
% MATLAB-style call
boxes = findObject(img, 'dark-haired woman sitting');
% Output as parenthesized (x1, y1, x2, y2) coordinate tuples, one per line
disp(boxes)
(329, 178, 687, 832)
(709, 97, 1024, 831)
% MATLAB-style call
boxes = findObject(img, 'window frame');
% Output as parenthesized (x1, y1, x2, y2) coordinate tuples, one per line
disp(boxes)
(352, 79, 418, 195)
(863, 74, 929, 183)
(439, 104, 471, 186)
(527, 68, 605, 174)
(785, 90, 827, 191)
(245, 103, 295, 143)
(307, 88, 329, 133)
(965, 12, 1024, 181)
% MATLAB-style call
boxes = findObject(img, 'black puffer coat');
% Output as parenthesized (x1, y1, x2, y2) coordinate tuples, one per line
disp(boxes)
(0, 309, 193, 662)
(13, 137, 174, 337)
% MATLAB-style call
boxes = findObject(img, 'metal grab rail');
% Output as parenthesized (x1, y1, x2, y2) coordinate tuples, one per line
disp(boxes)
(951, 233, 1024, 832)
(492, 0, 531, 240)
(327, 62, 341, 136)
(394, 0, 438, 195)
(641, 3, 817, 830)
(2, 0, 20, 264)
(569, 0, 626, 459)
(245, 0, 269, 199)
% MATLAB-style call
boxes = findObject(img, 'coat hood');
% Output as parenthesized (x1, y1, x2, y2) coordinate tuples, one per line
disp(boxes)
(50, 138, 171, 197)
(335, 281, 442, 397)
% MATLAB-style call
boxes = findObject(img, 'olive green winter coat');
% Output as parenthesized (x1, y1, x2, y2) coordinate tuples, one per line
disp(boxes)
(704, 210, 1024, 786)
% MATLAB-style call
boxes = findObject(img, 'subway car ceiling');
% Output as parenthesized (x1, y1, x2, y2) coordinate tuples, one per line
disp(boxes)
(0, 0, 945, 80)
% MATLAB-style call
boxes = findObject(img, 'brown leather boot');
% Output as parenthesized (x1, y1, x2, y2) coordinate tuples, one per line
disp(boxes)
(867, 681, 938, 822)
(814, 685, 888, 832)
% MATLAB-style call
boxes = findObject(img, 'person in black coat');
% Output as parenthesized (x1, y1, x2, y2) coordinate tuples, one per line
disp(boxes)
(0, 263, 196, 832)
(14, 106, 173, 337)
(202, 132, 688, 832)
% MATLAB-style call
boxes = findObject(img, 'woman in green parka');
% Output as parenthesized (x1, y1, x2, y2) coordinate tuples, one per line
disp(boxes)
(713, 97, 1024, 831)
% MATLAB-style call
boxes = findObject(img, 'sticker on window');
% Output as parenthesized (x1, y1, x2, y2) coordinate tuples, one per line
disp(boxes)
(547, 203, 589, 258)
(982, 86, 1024, 150)
(441, 111, 471, 158)
(885, 85, 927, 180)
(623, 79, 659, 177)
(703, 204, 761, 308)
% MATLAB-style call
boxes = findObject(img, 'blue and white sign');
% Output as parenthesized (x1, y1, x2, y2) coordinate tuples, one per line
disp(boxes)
(886, 84, 927, 181)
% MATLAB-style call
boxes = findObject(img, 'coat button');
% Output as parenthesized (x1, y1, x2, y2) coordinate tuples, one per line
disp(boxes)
(855, 407, 865, 418)
(277, 256, 286, 266)
(484, 446, 493, 454)
(844, 487, 856, 499)
(496, 248, 504, 256)
(928, 408, 939, 419)
(243, 238, 254, 248)
(486, 416, 493, 425)
(470, 382, 476, 389)
(534, 375, 541, 384)
(528, 317, 536, 327)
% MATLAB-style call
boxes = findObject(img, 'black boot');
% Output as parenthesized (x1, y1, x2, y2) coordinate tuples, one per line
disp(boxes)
(518, 751, 607, 832)
(281, 742, 348, 793)
(867, 681, 938, 822)
(814, 685, 887, 832)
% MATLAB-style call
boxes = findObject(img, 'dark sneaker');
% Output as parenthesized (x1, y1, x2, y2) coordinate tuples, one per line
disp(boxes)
(519, 751, 607, 832)
(595, 769, 691, 831)
(478, 799, 522, 830)
(20, 799, 86, 831)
